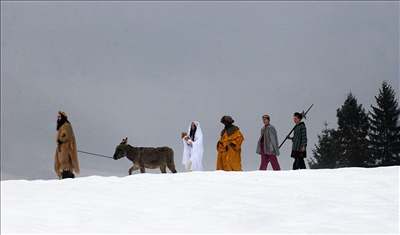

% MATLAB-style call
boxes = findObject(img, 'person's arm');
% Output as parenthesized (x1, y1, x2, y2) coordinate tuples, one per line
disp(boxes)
(58, 125, 72, 143)
(71, 140, 80, 174)
(228, 131, 244, 151)
(274, 128, 279, 147)
(272, 127, 280, 154)
(300, 125, 307, 151)
(287, 125, 296, 141)
(217, 140, 225, 152)
(182, 135, 191, 145)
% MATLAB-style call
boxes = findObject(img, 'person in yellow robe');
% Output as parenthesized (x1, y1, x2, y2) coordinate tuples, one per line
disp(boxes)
(216, 116, 244, 171)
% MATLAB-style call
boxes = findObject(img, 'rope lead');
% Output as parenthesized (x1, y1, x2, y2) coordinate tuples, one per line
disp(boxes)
(77, 150, 114, 159)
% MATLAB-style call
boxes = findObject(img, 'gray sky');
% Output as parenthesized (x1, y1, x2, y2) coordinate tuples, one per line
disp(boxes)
(1, 2, 399, 180)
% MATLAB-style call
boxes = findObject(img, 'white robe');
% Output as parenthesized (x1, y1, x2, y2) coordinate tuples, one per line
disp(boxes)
(182, 121, 204, 171)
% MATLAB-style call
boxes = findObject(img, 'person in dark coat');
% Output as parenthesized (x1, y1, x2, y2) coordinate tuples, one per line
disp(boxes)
(288, 112, 307, 170)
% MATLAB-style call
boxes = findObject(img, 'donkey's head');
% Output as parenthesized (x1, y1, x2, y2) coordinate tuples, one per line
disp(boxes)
(113, 137, 129, 160)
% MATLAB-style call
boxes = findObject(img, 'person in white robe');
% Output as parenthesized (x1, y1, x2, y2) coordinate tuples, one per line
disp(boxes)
(182, 121, 204, 171)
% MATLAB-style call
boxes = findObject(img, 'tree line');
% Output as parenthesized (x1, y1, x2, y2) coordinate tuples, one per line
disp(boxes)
(309, 81, 400, 168)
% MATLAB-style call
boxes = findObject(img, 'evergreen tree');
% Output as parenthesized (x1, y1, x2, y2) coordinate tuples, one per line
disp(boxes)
(368, 81, 400, 166)
(309, 122, 339, 169)
(336, 93, 369, 167)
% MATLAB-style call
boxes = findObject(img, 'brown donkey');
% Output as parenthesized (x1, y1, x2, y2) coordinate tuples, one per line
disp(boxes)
(113, 137, 177, 174)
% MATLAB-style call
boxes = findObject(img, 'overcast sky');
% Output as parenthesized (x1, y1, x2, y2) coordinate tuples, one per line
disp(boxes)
(1, 2, 399, 180)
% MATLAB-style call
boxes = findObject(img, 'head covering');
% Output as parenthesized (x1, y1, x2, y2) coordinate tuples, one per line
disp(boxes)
(188, 121, 202, 141)
(57, 111, 70, 130)
(220, 115, 234, 125)
(58, 111, 68, 118)
(220, 115, 239, 136)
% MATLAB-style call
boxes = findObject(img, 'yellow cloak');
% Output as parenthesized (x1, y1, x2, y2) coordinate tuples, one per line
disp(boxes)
(216, 128, 244, 171)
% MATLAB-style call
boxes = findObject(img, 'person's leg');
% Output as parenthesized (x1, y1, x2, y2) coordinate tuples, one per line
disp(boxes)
(268, 154, 281, 171)
(264, 155, 272, 170)
(291, 150, 297, 170)
(293, 157, 299, 170)
(61, 170, 67, 179)
(187, 159, 192, 171)
(61, 170, 74, 179)
(299, 157, 306, 169)
(259, 155, 268, 170)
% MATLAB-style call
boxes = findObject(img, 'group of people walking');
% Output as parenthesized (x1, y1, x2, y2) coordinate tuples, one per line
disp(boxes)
(54, 111, 307, 179)
(181, 112, 308, 172)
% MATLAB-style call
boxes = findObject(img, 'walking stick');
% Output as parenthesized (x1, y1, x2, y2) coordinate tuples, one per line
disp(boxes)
(278, 104, 314, 149)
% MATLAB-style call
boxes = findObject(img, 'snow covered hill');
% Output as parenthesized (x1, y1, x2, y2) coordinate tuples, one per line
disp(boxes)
(1, 167, 399, 234)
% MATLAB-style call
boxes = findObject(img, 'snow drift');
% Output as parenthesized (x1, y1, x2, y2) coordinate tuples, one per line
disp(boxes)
(1, 167, 399, 234)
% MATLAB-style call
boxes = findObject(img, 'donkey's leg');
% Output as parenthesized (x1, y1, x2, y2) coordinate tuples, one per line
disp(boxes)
(128, 165, 138, 175)
(160, 164, 167, 173)
(166, 151, 177, 173)
(139, 158, 146, 173)
(167, 163, 177, 173)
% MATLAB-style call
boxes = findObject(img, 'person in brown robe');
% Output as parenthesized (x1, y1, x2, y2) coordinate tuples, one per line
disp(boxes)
(54, 111, 80, 179)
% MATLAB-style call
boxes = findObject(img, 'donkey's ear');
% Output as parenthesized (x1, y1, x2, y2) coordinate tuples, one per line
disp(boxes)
(121, 137, 128, 145)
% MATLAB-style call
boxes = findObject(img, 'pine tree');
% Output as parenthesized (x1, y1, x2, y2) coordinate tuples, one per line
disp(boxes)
(368, 81, 400, 166)
(336, 93, 369, 167)
(309, 122, 339, 169)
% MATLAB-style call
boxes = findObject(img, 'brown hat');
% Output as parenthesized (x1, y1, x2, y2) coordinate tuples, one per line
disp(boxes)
(262, 114, 270, 120)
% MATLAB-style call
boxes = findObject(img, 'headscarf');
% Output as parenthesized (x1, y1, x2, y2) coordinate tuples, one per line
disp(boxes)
(57, 111, 70, 130)
(220, 115, 239, 136)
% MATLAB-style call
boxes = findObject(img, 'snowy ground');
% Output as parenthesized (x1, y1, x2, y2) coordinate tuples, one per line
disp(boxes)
(1, 167, 399, 234)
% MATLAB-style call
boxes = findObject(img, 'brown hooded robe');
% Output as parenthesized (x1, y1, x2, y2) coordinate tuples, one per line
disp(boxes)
(54, 122, 80, 178)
